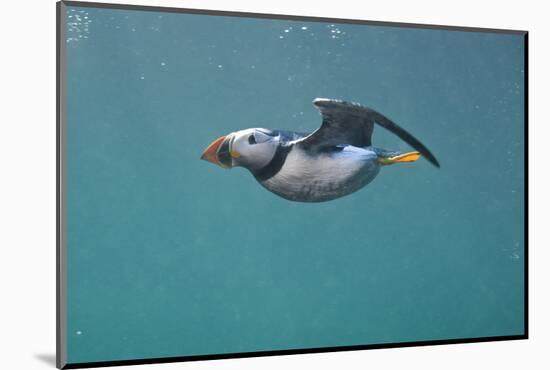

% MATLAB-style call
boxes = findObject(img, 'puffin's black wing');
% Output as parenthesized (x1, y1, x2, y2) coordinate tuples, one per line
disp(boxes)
(297, 98, 440, 167)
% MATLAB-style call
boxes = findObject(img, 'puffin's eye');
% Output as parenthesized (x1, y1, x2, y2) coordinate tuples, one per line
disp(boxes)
(248, 135, 257, 145)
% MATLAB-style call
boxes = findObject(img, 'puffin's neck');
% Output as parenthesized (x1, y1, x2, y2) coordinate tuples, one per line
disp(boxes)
(251, 143, 293, 182)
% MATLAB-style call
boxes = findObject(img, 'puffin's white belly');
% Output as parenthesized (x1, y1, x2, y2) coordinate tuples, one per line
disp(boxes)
(260, 146, 380, 202)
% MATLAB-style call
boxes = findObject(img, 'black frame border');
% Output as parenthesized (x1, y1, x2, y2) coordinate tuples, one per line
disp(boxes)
(56, 1, 529, 369)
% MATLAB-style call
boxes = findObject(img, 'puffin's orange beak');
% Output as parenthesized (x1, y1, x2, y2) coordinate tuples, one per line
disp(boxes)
(200, 136, 226, 166)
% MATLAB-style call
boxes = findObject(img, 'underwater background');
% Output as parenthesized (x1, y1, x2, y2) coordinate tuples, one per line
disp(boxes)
(64, 4, 525, 364)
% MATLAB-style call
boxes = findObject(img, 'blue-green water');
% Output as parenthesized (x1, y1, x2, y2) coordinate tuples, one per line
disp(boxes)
(65, 5, 525, 364)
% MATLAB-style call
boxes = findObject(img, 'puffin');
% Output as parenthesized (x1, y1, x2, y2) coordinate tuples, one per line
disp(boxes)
(201, 98, 439, 202)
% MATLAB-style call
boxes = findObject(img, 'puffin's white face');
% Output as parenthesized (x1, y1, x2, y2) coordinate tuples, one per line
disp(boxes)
(201, 128, 280, 170)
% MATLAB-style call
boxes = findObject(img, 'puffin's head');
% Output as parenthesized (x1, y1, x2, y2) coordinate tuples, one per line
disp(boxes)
(201, 128, 280, 170)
